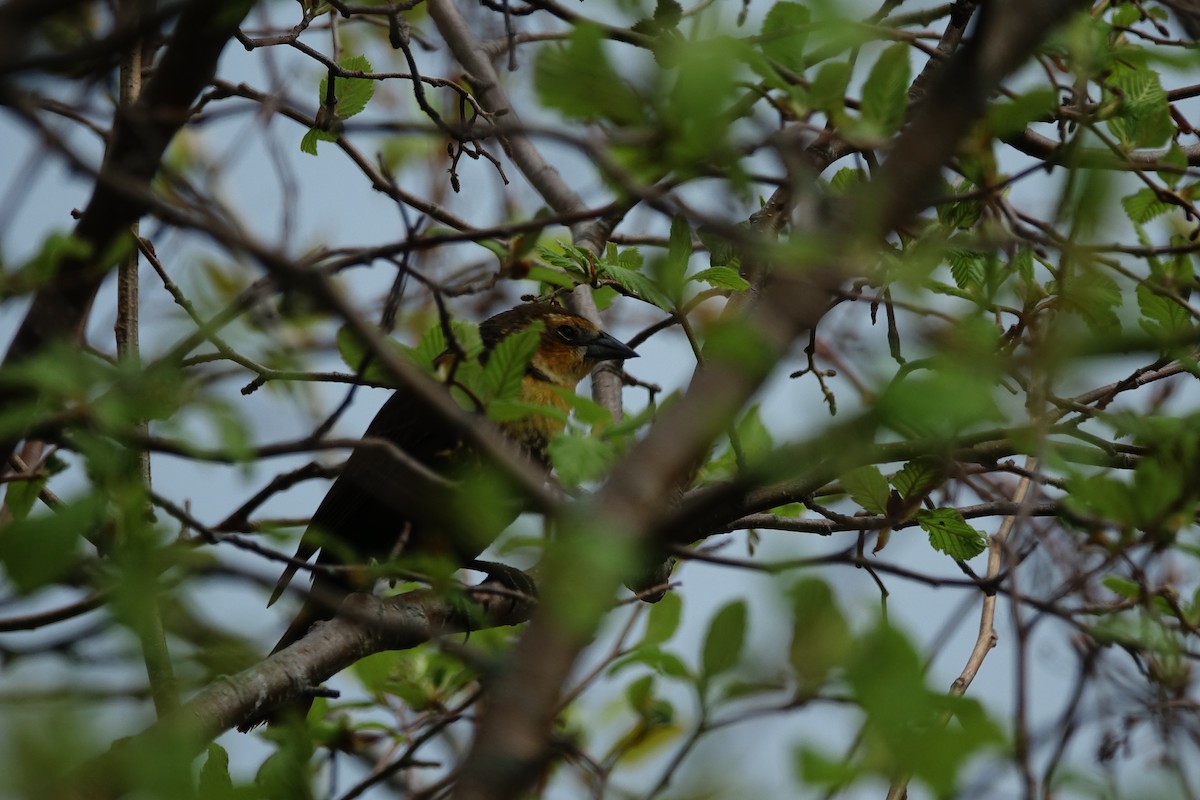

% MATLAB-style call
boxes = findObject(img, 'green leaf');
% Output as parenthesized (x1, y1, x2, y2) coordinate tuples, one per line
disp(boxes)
(1122, 188, 1173, 224)
(828, 167, 865, 193)
(788, 578, 851, 689)
(842, 465, 890, 515)
(599, 262, 675, 310)
(1102, 575, 1141, 600)
(487, 398, 569, 426)
(1064, 473, 1136, 526)
(795, 746, 862, 790)
(255, 731, 315, 799)
(698, 319, 778, 379)
(985, 87, 1057, 137)
(626, 673, 656, 714)
(411, 323, 448, 373)
(760, 1, 811, 73)
(808, 61, 851, 117)
(737, 405, 774, 460)
(353, 650, 406, 697)
(640, 591, 683, 647)
(3, 476, 44, 521)
(448, 320, 484, 363)
(526, 264, 579, 289)
(334, 325, 408, 385)
(663, 214, 692, 304)
(332, 54, 375, 118)
(604, 399, 659, 439)
(1055, 271, 1123, 332)
(534, 24, 644, 126)
(299, 129, 324, 155)
(1158, 143, 1189, 188)
(892, 457, 943, 501)
(917, 508, 987, 559)
(0, 495, 102, 593)
(1137, 284, 1193, 341)
(842, 623, 1003, 794)
(482, 322, 542, 403)
(947, 249, 985, 289)
(1111, 4, 1141, 26)
(610, 645, 693, 680)
(1106, 67, 1172, 149)
(13, 231, 91, 290)
(704, 405, 774, 479)
(548, 433, 618, 487)
(549, 386, 613, 427)
(701, 599, 747, 679)
(938, 183, 984, 230)
(303, 54, 374, 155)
(860, 43, 910, 137)
(664, 38, 742, 168)
(538, 243, 592, 275)
(688, 266, 750, 292)
(198, 744, 233, 800)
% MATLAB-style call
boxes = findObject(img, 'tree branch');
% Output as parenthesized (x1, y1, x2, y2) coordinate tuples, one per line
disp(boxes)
(0, 0, 251, 468)
(446, 4, 1093, 799)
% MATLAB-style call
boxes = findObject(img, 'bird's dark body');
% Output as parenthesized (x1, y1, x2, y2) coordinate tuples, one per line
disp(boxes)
(268, 388, 478, 657)
(240, 303, 637, 730)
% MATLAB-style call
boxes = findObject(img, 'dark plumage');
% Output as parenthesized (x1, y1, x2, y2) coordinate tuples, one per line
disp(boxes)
(239, 303, 636, 730)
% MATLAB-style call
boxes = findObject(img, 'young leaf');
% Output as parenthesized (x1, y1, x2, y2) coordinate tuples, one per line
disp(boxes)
(688, 266, 750, 292)
(534, 23, 643, 125)
(1056, 271, 1123, 332)
(891, 457, 943, 502)
(1137, 284, 1192, 341)
(842, 465, 890, 515)
(808, 61, 851, 117)
(198, 744, 233, 800)
(1106, 67, 1172, 149)
(482, 321, 543, 403)
(549, 385, 614, 427)
(860, 43, 910, 137)
(701, 599, 747, 679)
(985, 87, 1057, 137)
(639, 591, 683, 647)
(334, 325, 410, 385)
(599, 262, 675, 310)
(548, 433, 618, 487)
(660, 214, 692, 305)
(0, 494, 101, 593)
(487, 399, 569, 427)
(332, 54, 375, 119)
(759, 1, 811, 74)
(411, 323, 449, 373)
(917, 508, 987, 559)
(3, 476, 44, 522)
(1102, 575, 1141, 600)
(788, 578, 851, 690)
(1121, 188, 1173, 225)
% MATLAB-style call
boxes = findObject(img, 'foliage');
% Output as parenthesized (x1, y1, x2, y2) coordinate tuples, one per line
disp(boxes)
(3, 1, 1200, 799)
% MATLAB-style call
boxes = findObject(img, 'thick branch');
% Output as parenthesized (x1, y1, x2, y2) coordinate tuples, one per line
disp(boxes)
(73, 586, 534, 800)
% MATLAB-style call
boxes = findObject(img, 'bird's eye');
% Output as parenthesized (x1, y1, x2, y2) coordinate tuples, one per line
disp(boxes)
(556, 324, 580, 342)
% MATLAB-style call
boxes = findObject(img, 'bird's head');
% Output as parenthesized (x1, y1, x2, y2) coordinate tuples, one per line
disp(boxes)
(481, 303, 637, 389)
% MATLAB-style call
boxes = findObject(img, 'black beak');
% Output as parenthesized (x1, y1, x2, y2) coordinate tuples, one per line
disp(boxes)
(585, 330, 638, 361)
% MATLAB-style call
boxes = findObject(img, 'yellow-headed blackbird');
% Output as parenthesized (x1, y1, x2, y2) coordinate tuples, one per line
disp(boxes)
(240, 303, 636, 729)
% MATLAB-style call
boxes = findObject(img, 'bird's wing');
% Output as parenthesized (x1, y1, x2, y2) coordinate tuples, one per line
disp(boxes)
(268, 390, 463, 604)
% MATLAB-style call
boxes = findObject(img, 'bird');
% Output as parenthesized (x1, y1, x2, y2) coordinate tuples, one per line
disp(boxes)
(239, 302, 637, 730)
